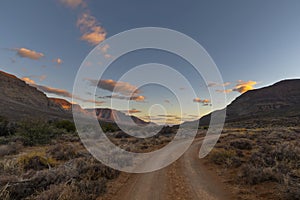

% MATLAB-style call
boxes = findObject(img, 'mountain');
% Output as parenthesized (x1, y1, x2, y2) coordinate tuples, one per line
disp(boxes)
(196, 79, 300, 127)
(0, 71, 149, 125)
(85, 108, 151, 126)
(0, 71, 73, 120)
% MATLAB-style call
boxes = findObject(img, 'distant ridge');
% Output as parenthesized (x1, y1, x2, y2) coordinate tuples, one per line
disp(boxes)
(85, 108, 151, 126)
(187, 79, 300, 127)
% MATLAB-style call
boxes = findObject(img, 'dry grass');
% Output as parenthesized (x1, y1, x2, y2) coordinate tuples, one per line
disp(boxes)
(206, 125, 300, 199)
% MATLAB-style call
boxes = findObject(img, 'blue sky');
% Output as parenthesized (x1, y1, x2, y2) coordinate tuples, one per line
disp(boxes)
(1, 0, 300, 124)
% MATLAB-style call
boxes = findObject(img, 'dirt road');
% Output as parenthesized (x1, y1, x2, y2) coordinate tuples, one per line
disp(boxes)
(103, 139, 233, 200)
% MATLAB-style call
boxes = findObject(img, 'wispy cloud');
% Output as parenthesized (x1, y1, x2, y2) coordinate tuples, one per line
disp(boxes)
(53, 58, 63, 65)
(215, 89, 233, 93)
(99, 94, 145, 102)
(13, 48, 44, 60)
(193, 97, 211, 104)
(207, 82, 231, 87)
(22, 75, 46, 84)
(97, 44, 112, 59)
(89, 79, 141, 96)
(124, 109, 141, 114)
(60, 0, 106, 45)
(35, 85, 72, 98)
(99, 44, 109, 53)
(89, 79, 145, 102)
(77, 12, 106, 45)
(22, 77, 104, 105)
(164, 99, 171, 104)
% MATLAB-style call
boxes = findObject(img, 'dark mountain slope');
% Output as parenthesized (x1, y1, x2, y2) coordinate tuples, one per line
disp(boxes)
(195, 79, 300, 126)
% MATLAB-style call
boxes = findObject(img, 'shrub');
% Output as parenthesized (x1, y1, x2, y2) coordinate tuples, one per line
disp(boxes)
(18, 152, 57, 171)
(47, 144, 77, 160)
(33, 183, 82, 200)
(0, 142, 23, 157)
(272, 142, 300, 162)
(2, 155, 119, 200)
(0, 117, 15, 137)
(285, 179, 300, 200)
(53, 120, 76, 133)
(209, 148, 238, 167)
(99, 122, 119, 133)
(230, 139, 252, 150)
(73, 157, 120, 180)
(240, 164, 282, 185)
(17, 120, 61, 146)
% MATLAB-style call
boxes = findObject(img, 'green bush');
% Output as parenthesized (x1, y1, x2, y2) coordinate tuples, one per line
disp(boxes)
(53, 120, 76, 132)
(0, 116, 15, 136)
(99, 122, 119, 133)
(17, 120, 62, 146)
(47, 143, 77, 160)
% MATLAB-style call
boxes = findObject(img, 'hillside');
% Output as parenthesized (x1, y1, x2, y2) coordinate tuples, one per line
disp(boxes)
(0, 71, 149, 125)
(196, 79, 300, 127)
(0, 71, 72, 120)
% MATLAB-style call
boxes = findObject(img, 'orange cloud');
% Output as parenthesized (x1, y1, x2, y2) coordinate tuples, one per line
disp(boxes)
(193, 97, 210, 103)
(193, 97, 211, 104)
(215, 80, 257, 94)
(14, 48, 44, 60)
(59, 0, 85, 8)
(131, 95, 145, 102)
(193, 97, 201, 103)
(53, 58, 63, 65)
(23, 75, 46, 82)
(77, 12, 106, 45)
(233, 80, 257, 93)
(88, 79, 145, 102)
(202, 99, 211, 103)
(126, 109, 141, 114)
(216, 89, 233, 93)
(90, 79, 140, 96)
(22, 77, 103, 105)
(21, 77, 36, 85)
(100, 94, 145, 102)
(35, 85, 72, 98)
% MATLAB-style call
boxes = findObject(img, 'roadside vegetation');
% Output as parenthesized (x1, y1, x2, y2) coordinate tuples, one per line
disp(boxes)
(0, 117, 121, 200)
(0, 117, 176, 200)
(207, 125, 300, 199)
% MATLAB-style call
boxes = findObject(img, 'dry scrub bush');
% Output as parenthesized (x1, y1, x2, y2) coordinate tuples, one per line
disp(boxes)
(46, 144, 77, 160)
(209, 148, 241, 167)
(0, 142, 23, 157)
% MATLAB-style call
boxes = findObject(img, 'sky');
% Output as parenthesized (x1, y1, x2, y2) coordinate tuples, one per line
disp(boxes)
(1, 0, 300, 124)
